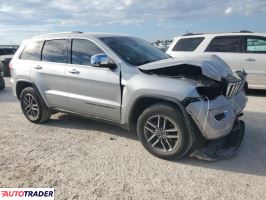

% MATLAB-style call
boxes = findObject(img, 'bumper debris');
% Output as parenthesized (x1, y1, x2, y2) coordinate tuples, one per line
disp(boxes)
(190, 120, 245, 161)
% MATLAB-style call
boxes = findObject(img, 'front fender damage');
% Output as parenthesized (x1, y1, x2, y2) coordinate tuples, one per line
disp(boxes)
(139, 54, 247, 161)
(183, 90, 247, 161)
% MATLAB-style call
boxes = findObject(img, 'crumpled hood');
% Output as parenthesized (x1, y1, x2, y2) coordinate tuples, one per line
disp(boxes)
(139, 54, 233, 82)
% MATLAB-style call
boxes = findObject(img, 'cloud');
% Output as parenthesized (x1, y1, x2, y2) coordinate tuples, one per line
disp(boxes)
(0, 0, 265, 43)
(1, 0, 265, 26)
(224, 0, 266, 16)
(225, 6, 233, 15)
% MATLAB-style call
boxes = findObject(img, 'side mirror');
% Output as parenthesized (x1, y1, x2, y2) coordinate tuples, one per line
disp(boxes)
(90, 54, 117, 70)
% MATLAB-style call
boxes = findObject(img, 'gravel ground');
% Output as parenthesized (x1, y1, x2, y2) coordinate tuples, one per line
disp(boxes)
(0, 78, 265, 200)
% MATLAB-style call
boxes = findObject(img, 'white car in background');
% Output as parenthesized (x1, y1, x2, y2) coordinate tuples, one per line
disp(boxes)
(166, 32, 266, 90)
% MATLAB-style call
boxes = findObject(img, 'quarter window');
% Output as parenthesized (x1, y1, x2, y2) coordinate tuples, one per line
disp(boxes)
(172, 37, 205, 52)
(206, 36, 241, 53)
(42, 40, 67, 63)
(246, 37, 266, 53)
(71, 39, 104, 65)
(20, 41, 43, 61)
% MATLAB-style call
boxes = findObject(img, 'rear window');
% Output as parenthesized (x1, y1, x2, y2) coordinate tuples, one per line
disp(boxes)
(42, 39, 67, 63)
(20, 41, 43, 61)
(206, 36, 241, 53)
(172, 37, 204, 52)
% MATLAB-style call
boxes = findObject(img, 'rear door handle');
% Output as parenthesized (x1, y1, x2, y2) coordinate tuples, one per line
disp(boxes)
(34, 65, 42, 69)
(245, 58, 256, 62)
(68, 69, 80, 74)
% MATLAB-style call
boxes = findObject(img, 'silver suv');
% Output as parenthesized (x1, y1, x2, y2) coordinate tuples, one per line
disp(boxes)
(10, 32, 247, 160)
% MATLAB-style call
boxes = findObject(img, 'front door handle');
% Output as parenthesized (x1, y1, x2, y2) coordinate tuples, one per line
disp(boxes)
(34, 65, 42, 69)
(245, 58, 256, 62)
(68, 69, 80, 74)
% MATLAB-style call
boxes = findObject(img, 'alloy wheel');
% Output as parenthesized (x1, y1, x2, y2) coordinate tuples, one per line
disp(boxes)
(144, 115, 180, 152)
(22, 94, 40, 120)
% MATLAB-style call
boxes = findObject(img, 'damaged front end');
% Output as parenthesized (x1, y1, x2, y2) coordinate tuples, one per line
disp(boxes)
(185, 72, 247, 140)
(185, 71, 247, 161)
(139, 55, 248, 161)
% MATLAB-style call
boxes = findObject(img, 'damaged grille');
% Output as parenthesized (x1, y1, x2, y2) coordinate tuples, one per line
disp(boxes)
(225, 80, 244, 98)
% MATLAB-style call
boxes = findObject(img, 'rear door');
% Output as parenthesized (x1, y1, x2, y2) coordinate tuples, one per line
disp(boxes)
(242, 36, 266, 89)
(205, 36, 243, 71)
(19, 41, 43, 83)
(31, 39, 68, 109)
(65, 38, 121, 121)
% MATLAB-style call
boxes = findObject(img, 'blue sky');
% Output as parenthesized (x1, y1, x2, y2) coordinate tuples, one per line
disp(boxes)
(0, 0, 266, 44)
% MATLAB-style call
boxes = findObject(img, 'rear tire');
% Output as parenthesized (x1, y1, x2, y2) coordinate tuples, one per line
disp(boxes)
(20, 87, 51, 123)
(137, 103, 189, 160)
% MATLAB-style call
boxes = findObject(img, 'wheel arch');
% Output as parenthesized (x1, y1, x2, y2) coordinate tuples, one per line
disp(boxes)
(16, 80, 48, 107)
(16, 80, 34, 100)
(127, 94, 197, 157)
(128, 95, 189, 130)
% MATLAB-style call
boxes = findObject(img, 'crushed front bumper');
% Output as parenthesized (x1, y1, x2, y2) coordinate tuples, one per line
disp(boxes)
(190, 119, 245, 161)
(186, 89, 247, 140)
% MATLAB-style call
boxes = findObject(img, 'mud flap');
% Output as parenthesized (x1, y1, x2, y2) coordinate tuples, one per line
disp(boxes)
(189, 120, 245, 161)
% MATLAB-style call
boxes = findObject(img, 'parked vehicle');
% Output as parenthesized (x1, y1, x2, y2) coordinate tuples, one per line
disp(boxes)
(0, 45, 19, 77)
(166, 32, 266, 90)
(10, 32, 247, 160)
(0, 65, 5, 90)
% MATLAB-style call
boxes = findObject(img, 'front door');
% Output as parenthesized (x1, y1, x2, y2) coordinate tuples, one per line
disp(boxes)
(66, 38, 121, 121)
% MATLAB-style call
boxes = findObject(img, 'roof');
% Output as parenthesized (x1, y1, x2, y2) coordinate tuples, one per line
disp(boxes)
(33, 32, 131, 40)
(174, 32, 266, 39)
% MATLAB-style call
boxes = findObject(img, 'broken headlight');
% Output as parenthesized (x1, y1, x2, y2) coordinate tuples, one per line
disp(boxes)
(196, 79, 224, 100)
(196, 86, 224, 99)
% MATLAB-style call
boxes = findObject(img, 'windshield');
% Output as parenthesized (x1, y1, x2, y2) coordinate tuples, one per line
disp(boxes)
(99, 36, 169, 66)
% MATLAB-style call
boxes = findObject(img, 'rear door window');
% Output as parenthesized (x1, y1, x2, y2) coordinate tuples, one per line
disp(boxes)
(20, 41, 43, 61)
(42, 39, 67, 63)
(172, 37, 205, 52)
(205, 36, 242, 53)
(245, 37, 266, 53)
(71, 39, 104, 65)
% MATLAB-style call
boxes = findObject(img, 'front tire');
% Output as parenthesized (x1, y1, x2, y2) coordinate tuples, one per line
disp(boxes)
(20, 87, 51, 123)
(137, 103, 189, 160)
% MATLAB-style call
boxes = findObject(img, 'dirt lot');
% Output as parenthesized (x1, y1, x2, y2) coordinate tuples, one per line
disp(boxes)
(0, 78, 265, 200)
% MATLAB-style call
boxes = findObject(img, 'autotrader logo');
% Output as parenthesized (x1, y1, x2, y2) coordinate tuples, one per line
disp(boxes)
(0, 188, 54, 199)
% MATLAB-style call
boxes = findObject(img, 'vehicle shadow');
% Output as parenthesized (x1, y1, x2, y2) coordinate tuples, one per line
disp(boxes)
(44, 114, 138, 141)
(175, 111, 266, 177)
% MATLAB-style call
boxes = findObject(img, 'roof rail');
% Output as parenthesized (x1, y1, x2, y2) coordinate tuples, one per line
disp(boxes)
(34, 31, 83, 38)
(182, 32, 203, 36)
(181, 31, 254, 37)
